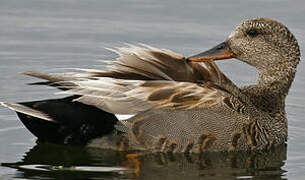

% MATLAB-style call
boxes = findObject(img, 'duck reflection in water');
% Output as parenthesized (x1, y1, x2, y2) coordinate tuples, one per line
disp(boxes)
(2, 143, 287, 179)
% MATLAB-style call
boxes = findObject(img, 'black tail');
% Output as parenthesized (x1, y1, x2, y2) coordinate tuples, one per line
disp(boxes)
(16, 96, 118, 145)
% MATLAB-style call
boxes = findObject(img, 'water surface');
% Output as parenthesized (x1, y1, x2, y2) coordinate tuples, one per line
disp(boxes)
(1, 0, 305, 179)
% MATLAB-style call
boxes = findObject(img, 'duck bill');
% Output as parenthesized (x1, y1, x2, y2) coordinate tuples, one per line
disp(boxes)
(187, 41, 236, 62)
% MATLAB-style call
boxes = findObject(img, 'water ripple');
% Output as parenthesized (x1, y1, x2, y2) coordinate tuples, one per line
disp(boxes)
(0, 126, 23, 133)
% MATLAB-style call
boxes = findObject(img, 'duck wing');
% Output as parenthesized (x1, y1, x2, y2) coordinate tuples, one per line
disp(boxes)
(22, 44, 233, 87)
(21, 44, 243, 112)
(60, 78, 227, 114)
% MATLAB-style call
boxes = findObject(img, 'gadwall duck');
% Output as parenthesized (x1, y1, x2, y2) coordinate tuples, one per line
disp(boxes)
(1, 18, 300, 153)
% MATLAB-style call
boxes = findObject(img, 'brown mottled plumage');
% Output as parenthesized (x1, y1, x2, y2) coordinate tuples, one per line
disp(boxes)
(0, 18, 300, 152)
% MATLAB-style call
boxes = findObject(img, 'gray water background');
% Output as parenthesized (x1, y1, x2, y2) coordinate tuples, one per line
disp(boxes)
(0, 0, 305, 179)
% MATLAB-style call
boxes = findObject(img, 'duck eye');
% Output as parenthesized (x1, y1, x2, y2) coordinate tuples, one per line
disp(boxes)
(247, 29, 259, 37)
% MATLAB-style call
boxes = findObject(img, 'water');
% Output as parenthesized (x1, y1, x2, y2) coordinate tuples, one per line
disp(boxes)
(0, 0, 305, 179)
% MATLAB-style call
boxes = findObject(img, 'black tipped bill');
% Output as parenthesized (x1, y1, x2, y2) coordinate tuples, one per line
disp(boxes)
(187, 41, 235, 62)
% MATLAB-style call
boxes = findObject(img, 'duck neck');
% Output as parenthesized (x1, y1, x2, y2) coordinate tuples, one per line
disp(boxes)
(258, 67, 295, 96)
(242, 58, 298, 117)
(253, 63, 297, 114)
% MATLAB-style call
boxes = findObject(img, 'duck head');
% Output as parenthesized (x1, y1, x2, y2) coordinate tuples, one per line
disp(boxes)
(188, 18, 300, 73)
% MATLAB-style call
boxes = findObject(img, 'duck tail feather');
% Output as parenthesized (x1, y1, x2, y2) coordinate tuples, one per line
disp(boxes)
(1, 96, 118, 145)
(0, 102, 55, 122)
